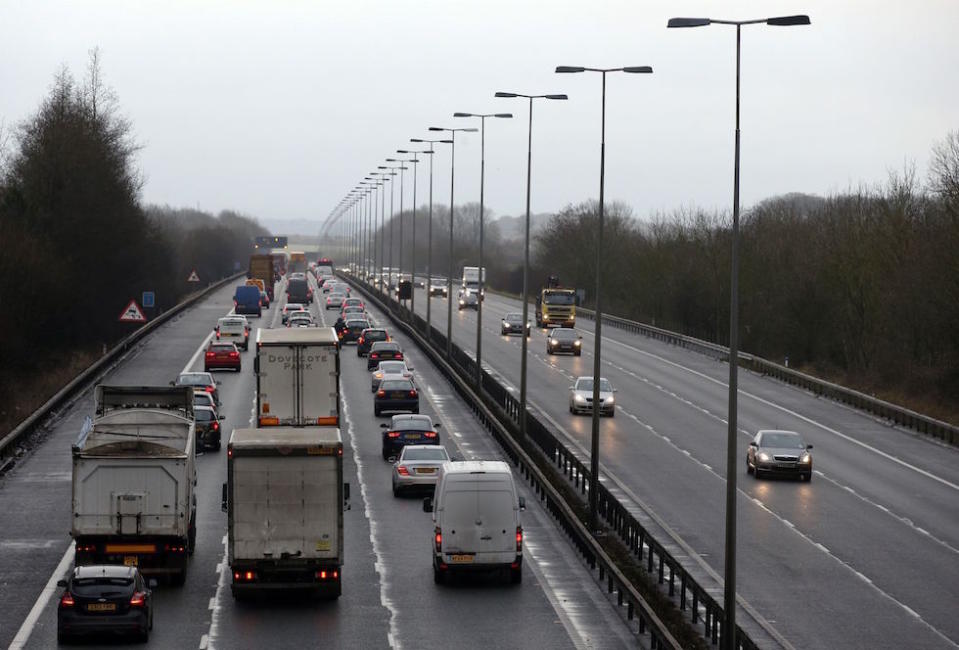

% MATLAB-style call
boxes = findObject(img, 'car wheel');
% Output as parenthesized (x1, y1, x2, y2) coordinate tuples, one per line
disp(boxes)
(203, 366, 210, 373)
(746, 459, 754, 475)
(57, 629, 70, 645)
(575, 351, 582, 357)
(569, 405, 574, 414)
(392, 484, 401, 497)
(803, 473, 812, 483)
(138, 626, 149, 643)
(509, 566, 522, 585)
(754, 468, 763, 480)
(607, 409, 615, 418)
(433, 564, 445, 585)
(374, 406, 381, 417)
(170, 569, 187, 587)
(237, 365, 242, 373)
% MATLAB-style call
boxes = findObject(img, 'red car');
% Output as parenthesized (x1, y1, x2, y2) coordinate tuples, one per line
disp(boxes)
(204, 341, 241, 372)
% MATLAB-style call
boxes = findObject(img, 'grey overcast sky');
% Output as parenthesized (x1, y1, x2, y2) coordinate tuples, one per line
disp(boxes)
(2, 1, 957, 229)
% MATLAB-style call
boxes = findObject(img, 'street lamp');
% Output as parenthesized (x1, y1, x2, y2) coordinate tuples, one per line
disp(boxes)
(387, 157, 418, 306)
(428, 126, 478, 360)
(398, 148, 435, 317)
(493, 92, 567, 440)
(556, 64, 652, 534)
(667, 14, 810, 650)
(453, 111, 513, 390)
(411, 137, 454, 339)
(381, 162, 408, 299)
(376, 167, 397, 292)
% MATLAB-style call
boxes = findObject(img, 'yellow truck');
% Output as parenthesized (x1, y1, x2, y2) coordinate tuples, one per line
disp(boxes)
(535, 277, 576, 328)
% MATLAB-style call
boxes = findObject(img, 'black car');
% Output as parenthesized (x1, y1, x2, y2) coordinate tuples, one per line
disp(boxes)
(380, 414, 440, 460)
(501, 312, 530, 336)
(57, 565, 154, 643)
(747, 430, 814, 481)
(195, 405, 224, 450)
(546, 328, 583, 356)
(374, 378, 419, 416)
(357, 328, 390, 357)
(340, 318, 371, 344)
(367, 341, 404, 370)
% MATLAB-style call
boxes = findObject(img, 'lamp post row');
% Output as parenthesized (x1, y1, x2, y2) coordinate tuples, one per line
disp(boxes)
(321, 17, 809, 650)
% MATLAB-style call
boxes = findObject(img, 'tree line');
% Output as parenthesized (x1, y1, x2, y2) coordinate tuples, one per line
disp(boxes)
(0, 51, 268, 378)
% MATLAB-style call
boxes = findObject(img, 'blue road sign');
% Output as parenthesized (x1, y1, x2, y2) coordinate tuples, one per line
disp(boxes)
(142, 291, 155, 308)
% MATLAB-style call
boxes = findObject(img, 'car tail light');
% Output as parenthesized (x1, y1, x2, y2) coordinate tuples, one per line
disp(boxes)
(205, 351, 215, 358)
(229, 351, 239, 358)
(204, 386, 215, 393)
(424, 431, 437, 438)
(59, 592, 75, 608)
(377, 390, 386, 398)
(357, 337, 364, 345)
(215, 332, 220, 340)
(409, 390, 417, 397)
(396, 353, 404, 360)
(130, 591, 146, 607)
(213, 422, 220, 431)
(387, 431, 400, 438)
(434, 527, 442, 552)
(396, 465, 410, 476)
(516, 527, 523, 551)
(371, 352, 379, 359)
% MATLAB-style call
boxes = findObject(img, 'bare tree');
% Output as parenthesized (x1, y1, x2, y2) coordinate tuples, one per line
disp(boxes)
(929, 131, 959, 210)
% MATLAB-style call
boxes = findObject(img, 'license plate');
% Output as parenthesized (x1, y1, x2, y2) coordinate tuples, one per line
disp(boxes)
(449, 554, 474, 563)
(87, 603, 117, 612)
(415, 468, 435, 474)
(405, 434, 421, 440)
(390, 392, 406, 399)
(123, 556, 138, 566)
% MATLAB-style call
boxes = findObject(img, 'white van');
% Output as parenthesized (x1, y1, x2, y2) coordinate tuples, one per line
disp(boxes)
(422, 461, 526, 585)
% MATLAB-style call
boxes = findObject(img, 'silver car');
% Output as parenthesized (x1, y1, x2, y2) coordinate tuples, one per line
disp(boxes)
(371, 360, 414, 392)
(747, 430, 813, 481)
(391, 445, 451, 496)
(457, 290, 478, 310)
(429, 278, 448, 297)
(569, 376, 616, 417)
(325, 292, 347, 309)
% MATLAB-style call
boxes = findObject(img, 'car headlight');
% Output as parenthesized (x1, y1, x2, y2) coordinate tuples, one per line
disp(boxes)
(800, 453, 811, 464)
(574, 394, 586, 403)
(574, 340, 581, 346)
(459, 300, 465, 305)
(550, 339, 558, 345)
(758, 452, 770, 462)
(604, 396, 615, 404)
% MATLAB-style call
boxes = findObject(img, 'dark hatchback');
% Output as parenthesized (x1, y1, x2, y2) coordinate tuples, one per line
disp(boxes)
(339, 319, 371, 344)
(57, 565, 154, 644)
(367, 341, 404, 370)
(357, 328, 390, 357)
(195, 405, 224, 451)
(546, 328, 583, 356)
(380, 414, 440, 460)
(374, 378, 419, 417)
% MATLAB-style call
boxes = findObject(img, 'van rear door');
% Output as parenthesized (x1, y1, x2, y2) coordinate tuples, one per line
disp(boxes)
(476, 487, 516, 557)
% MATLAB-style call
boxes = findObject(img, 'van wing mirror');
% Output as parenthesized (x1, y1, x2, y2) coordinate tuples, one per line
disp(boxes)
(380, 423, 389, 428)
(422, 497, 433, 513)
(518, 496, 526, 511)
(57, 579, 68, 588)
(221, 483, 228, 512)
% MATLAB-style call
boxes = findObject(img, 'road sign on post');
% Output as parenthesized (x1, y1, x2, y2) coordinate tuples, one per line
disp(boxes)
(187, 270, 200, 283)
(118, 300, 147, 323)
(142, 291, 155, 308)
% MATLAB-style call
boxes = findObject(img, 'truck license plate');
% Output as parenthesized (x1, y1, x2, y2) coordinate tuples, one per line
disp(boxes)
(449, 554, 474, 563)
(123, 556, 138, 566)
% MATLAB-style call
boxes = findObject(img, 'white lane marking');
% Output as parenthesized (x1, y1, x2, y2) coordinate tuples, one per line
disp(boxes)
(202, 534, 230, 650)
(340, 393, 399, 649)
(8, 541, 75, 649)
(199, 633, 209, 649)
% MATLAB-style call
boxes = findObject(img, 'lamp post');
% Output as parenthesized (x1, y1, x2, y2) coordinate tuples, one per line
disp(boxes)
(667, 15, 810, 650)
(493, 92, 567, 439)
(428, 126, 478, 359)
(556, 64, 652, 533)
(411, 137, 454, 339)
(386, 157, 416, 305)
(367, 176, 386, 282)
(398, 149, 435, 318)
(382, 162, 407, 299)
(452, 111, 513, 390)
(376, 167, 397, 293)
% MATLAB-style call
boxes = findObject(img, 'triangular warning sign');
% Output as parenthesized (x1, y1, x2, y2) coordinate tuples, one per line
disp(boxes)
(118, 300, 147, 323)
(187, 270, 200, 282)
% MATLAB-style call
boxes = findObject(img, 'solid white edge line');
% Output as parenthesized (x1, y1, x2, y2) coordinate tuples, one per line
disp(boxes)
(8, 541, 75, 649)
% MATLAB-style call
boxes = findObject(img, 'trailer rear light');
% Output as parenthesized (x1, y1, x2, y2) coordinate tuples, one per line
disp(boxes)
(377, 390, 386, 398)
(434, 528, 442, 552)
(315, 569, 339, 581)
(163, 544, 186, 553)
(424, 431, 437, 438)
(130, 592, 147, 607)
(516, 527, 523, 551)
(227, 446, 233, 458)
(76, 543, 97, 553)
(316, 416, 338, 426)
(387, 431, 400, 438)
(259, 416, 280, 426)
(232, 570, 257, 582)
(59, 593, 75, 608)
(396, 465, 410, 476)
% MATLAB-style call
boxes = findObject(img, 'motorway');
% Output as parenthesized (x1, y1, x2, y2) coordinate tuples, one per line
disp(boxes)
(393, 282, 959, 650)
(0, 277, 640, 649)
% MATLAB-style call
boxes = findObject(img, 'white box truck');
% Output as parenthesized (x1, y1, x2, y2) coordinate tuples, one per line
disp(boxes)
(71, 386, 197, 585)
(423, 460, 525, 585)
(461, 266, 486, 298)
(255, 328, 340, 427)
(223, 427, 349, 598)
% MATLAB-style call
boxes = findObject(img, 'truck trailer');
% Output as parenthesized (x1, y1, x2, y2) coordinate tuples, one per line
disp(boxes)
(255, 328, 340, 427)
(223, 427, 349, 598)
(71, 386, 197, 585)
(249, 254, 276, 300)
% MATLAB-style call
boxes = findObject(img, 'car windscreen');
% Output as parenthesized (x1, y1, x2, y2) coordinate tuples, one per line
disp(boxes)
(372, 343, 400, 352)
(380, 380, 413, 392)
(505, 314, 523, 322)
(346, 320, 369, 328)
(377, 362, 406, 374)
(365, 330, 387, 340)
(195, 410, 214, 422)
(403, 448, 448, 461)
(543, 291, 575, 305)
(553, 329, 578, 340)
(393, 417, 432, 431)
(760, 433, 804, 449)
(178, 375, 209, 386)
(576, 379, 611, 392)
(72, 577, 134, 597)
(221, 320, 245, 328)
(210, 344, 234, 352)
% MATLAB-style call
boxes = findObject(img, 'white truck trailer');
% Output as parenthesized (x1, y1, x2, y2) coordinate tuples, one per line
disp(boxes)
(71, 386, 197, 585)
(461, 266, 486, 297)
(255, 328, 340, 427)
(223, 427, 349, 598)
